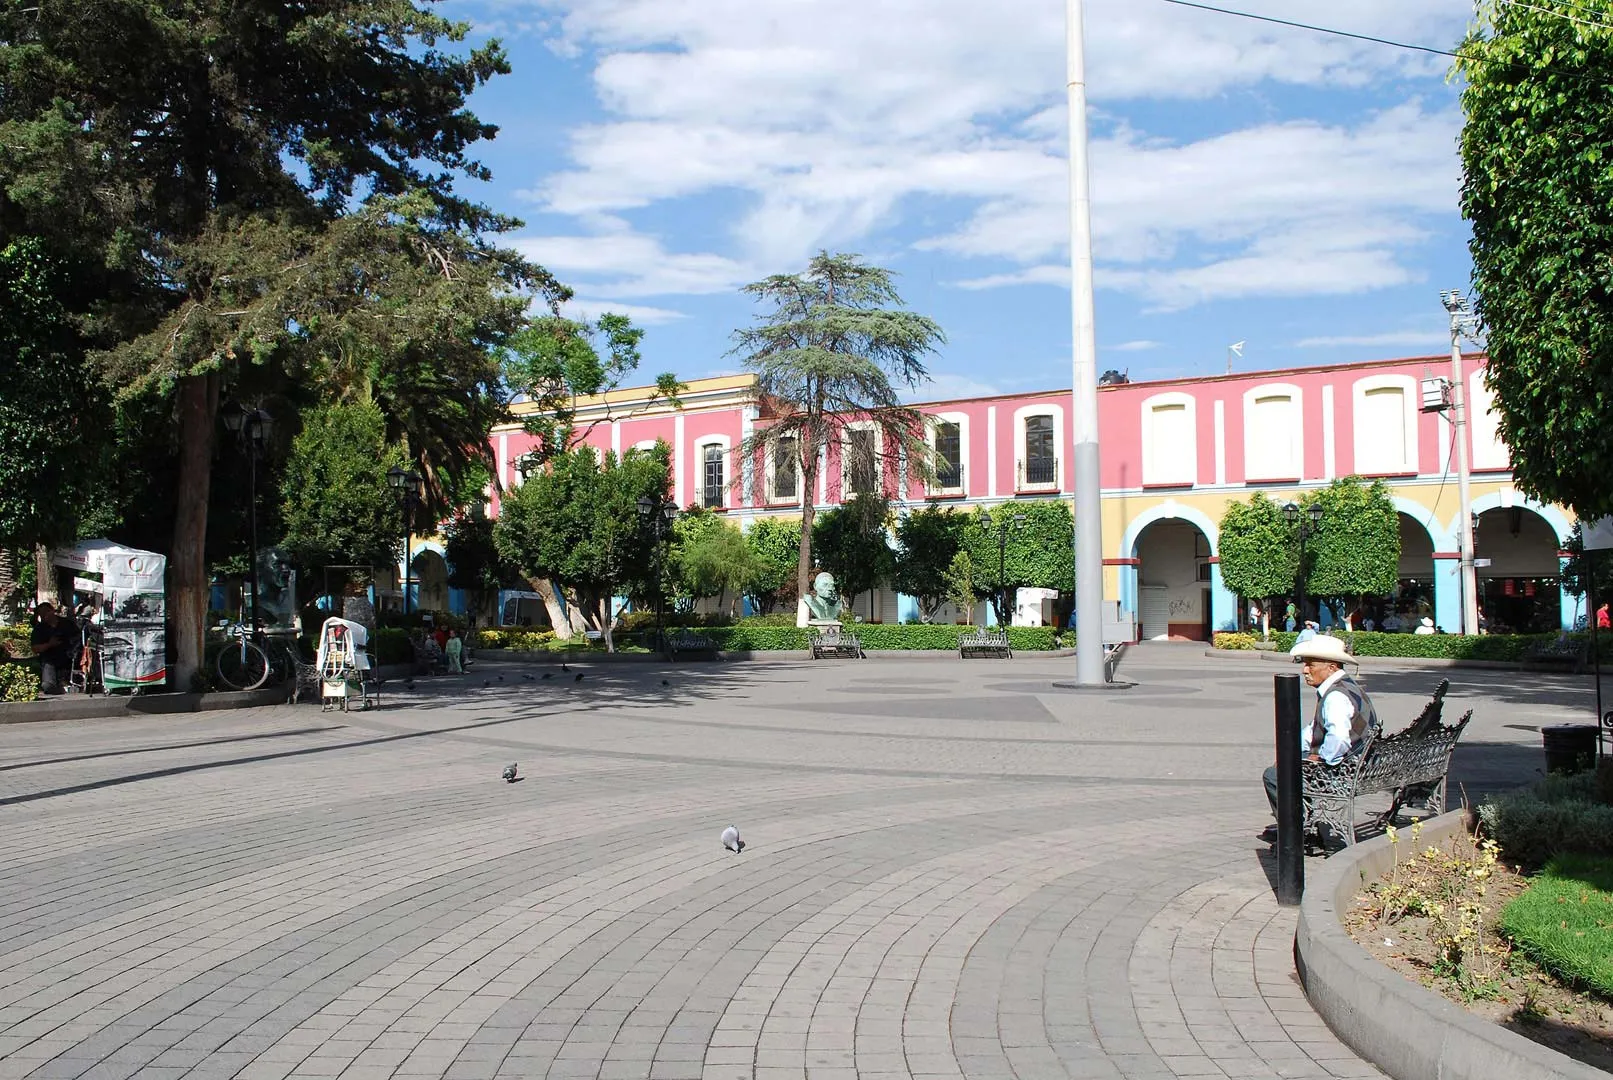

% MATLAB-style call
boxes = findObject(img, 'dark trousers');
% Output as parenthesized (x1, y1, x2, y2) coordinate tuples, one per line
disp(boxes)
(38, 656, 66, 695)
(1263, 765, 1279, 816)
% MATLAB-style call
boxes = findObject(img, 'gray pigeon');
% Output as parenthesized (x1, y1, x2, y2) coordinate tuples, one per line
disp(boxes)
(522, 674, 535, 681)
(541, 672, 554, 680)
(502, 763, 519, 783)
(574, 673, 584, 683)
(721, 826, 744, 854)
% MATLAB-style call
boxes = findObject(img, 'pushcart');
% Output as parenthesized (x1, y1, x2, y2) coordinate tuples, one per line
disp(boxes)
(316, 617, 378, 711)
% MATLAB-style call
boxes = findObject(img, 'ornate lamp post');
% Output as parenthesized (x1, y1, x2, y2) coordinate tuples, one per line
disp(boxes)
(223, 406, 274, 634)
(1283, 502, 1324, 628)
(387, 466, 424, 615)
(636, 495, 679, 652)
(996, 513, 1027, 628)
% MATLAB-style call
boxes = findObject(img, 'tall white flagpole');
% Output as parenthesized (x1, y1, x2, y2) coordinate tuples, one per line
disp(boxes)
(1067, 0, 1105, 684)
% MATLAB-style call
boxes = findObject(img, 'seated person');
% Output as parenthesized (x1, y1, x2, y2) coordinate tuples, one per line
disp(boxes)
(29, 603, 76, 696)
(1262, 635, 1380, 827)
(1294, 619, 1319, 644)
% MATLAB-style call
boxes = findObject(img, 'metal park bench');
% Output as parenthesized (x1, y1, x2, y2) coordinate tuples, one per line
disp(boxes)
(809, 625, 864, 660)
(958, 628, 1012, 659)
(666, 629, 718, 660)
(1522, 634, 1589, 674)
(1302, 679, 1473, 850)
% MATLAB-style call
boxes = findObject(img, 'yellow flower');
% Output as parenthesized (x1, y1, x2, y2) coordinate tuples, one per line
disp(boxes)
(1386, 825, 1399, 844)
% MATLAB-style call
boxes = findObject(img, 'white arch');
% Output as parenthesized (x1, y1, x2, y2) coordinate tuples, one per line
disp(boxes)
(1120, 499, 1220, 558)
(1392, 496, 1453, 550)
(1459, 490, 1573, 547)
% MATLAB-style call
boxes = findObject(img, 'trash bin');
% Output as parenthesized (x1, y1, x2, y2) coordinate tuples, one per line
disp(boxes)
(1542, 724, 1599, 775)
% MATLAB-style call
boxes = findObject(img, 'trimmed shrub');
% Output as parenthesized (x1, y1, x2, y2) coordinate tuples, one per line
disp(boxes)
(1213, 632, 1258, 650)
(0, 662, 40, 702)
(700, 624, 1064, 652)
(372, 628, 414, 666)
(1479, 772, 1613, 868)
(1215, 629, 1581, 662)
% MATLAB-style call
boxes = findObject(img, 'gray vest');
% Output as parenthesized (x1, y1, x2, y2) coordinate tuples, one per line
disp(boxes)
(1309, 674, 1377, 756)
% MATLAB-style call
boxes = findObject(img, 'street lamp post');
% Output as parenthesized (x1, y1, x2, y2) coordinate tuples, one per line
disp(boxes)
(1441, 290, 1481, 636)
(223, 406, 274, 635)
(1284, 502, 1324, 628)
(637, 495, 679, 652)
(997, 513, 1027, 628)
(387, 466, 424, 615)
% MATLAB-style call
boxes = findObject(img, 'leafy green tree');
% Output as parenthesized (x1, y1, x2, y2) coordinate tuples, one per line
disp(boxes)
(494, 445, 669, 651)
(1458, 2, 1613, 518)
(732, 252, 944, 601)
(942, 551, 977, 624)
(961, 501, 1074, 625)
(669, 513, 758, 619)
(279, 403, 409, 581)
(812, 495, 895, 621)
(502, 314, 684, 462)
(0, 0, 564, 684)
(892, 503, 967, 622)
(0, 239, 109, 568)
(1301, 478, 1400, 622)
(1217, 493, 1297, 638)
(443, 509, 509, 627)
(744, 517, 801, 615)
(1561, 522, 1613, 608)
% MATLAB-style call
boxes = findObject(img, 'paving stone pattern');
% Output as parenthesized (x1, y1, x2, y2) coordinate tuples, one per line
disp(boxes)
(0, 645, 1582, 1079)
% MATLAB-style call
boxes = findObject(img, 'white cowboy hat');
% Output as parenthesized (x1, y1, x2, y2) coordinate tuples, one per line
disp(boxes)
(1421, 617, 1434, 628)
(1289, 634, 1355, 666)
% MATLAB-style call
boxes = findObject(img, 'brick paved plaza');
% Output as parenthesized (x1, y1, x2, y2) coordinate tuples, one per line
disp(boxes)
(0, 645, 1591, 1080)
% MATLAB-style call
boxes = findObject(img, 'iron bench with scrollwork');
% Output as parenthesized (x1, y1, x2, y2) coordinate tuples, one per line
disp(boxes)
(809, 625, 864, 660)
(666, 628, 718, 660)
(1302, 679, 1473, 850)
(958, 628, 1012, 659)
(1521, 634, 1588, 674)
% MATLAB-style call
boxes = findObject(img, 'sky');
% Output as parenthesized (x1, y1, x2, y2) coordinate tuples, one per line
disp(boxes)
(445, 0, 1477, 399)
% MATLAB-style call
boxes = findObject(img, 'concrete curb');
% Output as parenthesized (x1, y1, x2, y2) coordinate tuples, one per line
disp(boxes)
(1204, 647, 1548, 672)
(0, 684, 289, 724)
(1296, 809, 1605, 1080)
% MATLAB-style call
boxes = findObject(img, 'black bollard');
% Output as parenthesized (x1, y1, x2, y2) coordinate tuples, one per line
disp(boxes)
(1275, 673, 1304, 906)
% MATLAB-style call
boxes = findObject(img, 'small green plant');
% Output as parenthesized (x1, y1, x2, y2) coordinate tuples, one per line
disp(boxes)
(1212, 632, 1257, 650)
(1480, 773, 1613, 867)
(0, 662, 41, 702)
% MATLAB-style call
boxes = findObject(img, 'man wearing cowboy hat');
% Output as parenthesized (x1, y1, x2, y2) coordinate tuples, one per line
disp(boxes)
(1263, 634, 1380, 820)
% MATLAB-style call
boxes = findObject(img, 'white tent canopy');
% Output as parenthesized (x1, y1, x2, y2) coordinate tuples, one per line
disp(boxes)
(52, 539, 166, 586)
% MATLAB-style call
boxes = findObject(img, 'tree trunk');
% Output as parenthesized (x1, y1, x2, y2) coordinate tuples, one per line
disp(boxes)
(34, 544, 57, 607)
(0, 548, 17, 624)
(797, 452, 818, 602)
(534, 577, 571, 639)
(598, 594, 615, 653)
(171, 372, 219, 690)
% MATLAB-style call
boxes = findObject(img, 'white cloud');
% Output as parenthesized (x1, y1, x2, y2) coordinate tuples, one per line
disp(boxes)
(491, 0, 1468, 305)
(908, 372, 1005, 403)
(1296, 329, 1452, 349)
(560, 298, 687, 325)
(1107, 340, 1161, 353)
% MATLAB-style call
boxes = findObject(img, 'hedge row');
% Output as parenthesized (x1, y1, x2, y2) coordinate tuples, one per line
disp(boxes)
(1212, 629, 1582, 661)
(703, 624, 1066, 652)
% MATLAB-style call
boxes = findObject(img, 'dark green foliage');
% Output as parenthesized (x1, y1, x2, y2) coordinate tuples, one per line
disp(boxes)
(1218, 493, 1298, 615)
(371, 628, 415, 667)
(1458, 2, 1613, 518)
(1214, 629, 1586, 661)
(960, 501, 1074, 624)
(1303, 479, 1400, 610)
(1481, 773, 1613, 868)
(443, 509, 508, 622)
(744, 517, 800, 614)
(279, 402, 409, 573)
(0, 239, 109, 551)
(812, 495, 894, 615)
(732, 252, 944, 599)
(891, 504, 967, 622)
(701, 623, 1062, 652)
(668, 511, 757, 616)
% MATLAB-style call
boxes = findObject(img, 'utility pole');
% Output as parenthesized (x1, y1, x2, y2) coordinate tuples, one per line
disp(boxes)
(1067, 0, 1105, 684)
(1442, 291, 1479, 636)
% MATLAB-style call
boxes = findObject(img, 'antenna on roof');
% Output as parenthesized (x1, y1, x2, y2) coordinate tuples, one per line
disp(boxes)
(1227, 341, 1245, 375)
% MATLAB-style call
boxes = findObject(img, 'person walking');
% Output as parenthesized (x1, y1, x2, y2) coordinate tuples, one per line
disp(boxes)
(445, 629, 464, 673)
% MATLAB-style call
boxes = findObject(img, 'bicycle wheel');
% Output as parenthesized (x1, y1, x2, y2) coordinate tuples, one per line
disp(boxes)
(217, 639, 271, 691)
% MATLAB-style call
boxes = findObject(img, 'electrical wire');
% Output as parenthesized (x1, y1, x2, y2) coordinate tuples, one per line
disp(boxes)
(1158, 0, 1465, 57)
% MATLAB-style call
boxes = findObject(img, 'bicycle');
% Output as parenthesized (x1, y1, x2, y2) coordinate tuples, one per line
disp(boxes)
(215, 618, 306, 691)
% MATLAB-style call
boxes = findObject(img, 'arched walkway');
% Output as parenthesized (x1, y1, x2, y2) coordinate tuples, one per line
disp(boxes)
(1120, 502, 1236, 638)
(411, 549, 450, 614)
(1474, 505, 1566, 633)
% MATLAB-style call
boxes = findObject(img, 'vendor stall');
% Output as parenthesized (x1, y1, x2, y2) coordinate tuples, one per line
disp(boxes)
(51, 540, 167, 691)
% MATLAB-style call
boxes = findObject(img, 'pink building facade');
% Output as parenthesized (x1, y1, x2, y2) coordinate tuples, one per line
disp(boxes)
(477, 356, 1577, 639)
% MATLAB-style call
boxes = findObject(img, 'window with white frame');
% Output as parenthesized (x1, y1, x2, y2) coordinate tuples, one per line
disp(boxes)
(927, 413, 966, 494)
(844, 428, 877, 496)
(1021, 414, 1057, 488)
(1243, 385, 1303, 481)
(770, 435, 798, 501)
(1352, 376, 1417, 475)
(1468, 371, 1511, 471)
(1141, 393, 1196, 486)
(700, 444, 725, 508)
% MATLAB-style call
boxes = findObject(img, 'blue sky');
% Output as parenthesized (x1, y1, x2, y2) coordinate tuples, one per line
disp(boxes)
(446, 0, 1475, 397)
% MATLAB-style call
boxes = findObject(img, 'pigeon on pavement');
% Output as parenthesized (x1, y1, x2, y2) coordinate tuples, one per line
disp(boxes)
(483, 679, 491, 687)
(498, 674, 505, 682)
(721, 826, 744, 854)
(502, 763, 520, 783)
(574, 672, 585, 683)
(541, 672, 554, 680)
(562, 662, 570, 672)
(523, 674, 535, 681)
